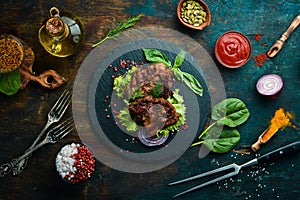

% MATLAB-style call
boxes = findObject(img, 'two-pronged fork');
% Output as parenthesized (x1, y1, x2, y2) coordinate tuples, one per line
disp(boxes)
(169, 141, 300, 198)
(0, 118, 74, 177)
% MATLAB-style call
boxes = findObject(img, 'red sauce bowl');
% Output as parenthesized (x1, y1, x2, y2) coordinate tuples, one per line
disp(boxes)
(215, 31, 252, 68)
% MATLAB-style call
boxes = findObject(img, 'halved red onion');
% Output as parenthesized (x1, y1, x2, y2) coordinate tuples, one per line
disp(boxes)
(256, 74, 283, 98)
(137, 129, 168, 146)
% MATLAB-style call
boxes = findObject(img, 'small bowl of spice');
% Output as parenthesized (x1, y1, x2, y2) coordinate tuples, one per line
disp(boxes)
(55, 143, 96, 183)
(177, 0, 211, 30)
(215, 31, 252, 68)
(0, 34, 25, 74)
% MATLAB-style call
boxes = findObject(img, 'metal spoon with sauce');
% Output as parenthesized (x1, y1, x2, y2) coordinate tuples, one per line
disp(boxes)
(267, 14, 300, 58)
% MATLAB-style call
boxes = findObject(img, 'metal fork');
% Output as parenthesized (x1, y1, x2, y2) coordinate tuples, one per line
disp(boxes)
(30, 90, 71, 148)
(12, 89, 71, 175)
(169, 141, 300, 198)
(13, 89, 71, 175)
(1, 90, 71, 177)
(0, 118, 74, 178)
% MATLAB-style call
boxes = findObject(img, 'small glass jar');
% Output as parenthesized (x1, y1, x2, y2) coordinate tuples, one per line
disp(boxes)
(0, 34, 26, 74)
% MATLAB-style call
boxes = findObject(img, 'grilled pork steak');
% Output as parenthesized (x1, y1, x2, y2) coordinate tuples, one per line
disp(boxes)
(130, 82, 172, 101)
(124, 63, 174, 98)
(129, 95, 180, 136)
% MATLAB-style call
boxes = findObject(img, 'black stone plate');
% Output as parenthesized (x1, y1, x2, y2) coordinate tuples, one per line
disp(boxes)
(87, 38, 210, 161)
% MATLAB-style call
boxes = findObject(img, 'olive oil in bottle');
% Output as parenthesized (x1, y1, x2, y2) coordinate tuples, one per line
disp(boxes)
(38, 7, 85, 57)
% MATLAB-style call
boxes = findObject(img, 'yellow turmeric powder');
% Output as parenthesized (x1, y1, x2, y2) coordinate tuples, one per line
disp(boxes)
(261, 108, 295, 142)
(251, 108, 296, 152)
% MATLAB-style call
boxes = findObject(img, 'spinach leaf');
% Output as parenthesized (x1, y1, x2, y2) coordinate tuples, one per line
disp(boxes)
(211, 98, 250, 127)
(192, 98, 250, 153)
(143, 49, 172, 67)
(202, 126, 240, 153)
(0, 69, 21, 95)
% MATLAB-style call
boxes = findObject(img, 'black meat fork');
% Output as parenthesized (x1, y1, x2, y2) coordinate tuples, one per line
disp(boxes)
(169, 141, 300, 198)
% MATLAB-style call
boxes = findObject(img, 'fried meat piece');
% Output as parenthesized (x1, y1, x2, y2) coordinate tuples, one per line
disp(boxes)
(128, 95, 180, 136)
(125, 63, 174, 98)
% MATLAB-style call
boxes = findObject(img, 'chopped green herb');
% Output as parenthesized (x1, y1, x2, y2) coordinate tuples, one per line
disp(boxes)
(92, 14, 143, 47)
(150, 84, 163, 98)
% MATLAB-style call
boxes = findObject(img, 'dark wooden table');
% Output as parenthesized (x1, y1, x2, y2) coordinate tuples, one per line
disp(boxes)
(1, 1, 299, 200)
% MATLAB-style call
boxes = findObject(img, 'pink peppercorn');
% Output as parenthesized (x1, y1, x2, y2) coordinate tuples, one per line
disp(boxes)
(56, 143, 96, 183)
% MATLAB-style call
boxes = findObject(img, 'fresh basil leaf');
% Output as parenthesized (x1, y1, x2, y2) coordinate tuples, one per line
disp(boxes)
(182, 71, 203, 96)
(143, 49, 172, 67)
(173, 50, 185, 69)
(202, 126, 240, 153)
(212, 98, 250, 127)
(0, 69, 21, 95)
(143, 49, 203, 97)
(173, 68, 183, 81)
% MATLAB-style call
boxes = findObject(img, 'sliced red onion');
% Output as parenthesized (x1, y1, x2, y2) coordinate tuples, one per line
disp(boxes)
(137, 129, 168, 146)
(256, 74, 283, 98)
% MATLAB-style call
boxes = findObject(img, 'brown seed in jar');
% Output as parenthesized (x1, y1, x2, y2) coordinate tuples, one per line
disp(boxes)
(0, 37, 24, 73)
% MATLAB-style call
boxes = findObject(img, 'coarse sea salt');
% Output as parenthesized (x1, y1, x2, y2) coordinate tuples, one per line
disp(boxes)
(55, 143, 96, 183)
(56, 143, 78, 180)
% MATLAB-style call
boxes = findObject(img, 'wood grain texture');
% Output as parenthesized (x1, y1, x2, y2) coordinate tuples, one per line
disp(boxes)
(0, 0, 299, 200)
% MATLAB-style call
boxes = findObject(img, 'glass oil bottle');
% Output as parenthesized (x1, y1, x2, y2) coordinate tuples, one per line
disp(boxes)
(38, 7, 85, 57)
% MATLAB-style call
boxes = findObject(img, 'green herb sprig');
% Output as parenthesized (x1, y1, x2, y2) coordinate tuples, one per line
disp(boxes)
(92, 14, 144, 48)
(192, 98, 250, 153)
(143, 49, 203, 96)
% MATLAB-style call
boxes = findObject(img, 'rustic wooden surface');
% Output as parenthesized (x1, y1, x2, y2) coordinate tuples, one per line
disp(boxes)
(0, 0, 299, 200)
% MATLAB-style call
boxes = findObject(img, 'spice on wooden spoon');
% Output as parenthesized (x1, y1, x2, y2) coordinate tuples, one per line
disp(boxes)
(251, 108, 295, 152)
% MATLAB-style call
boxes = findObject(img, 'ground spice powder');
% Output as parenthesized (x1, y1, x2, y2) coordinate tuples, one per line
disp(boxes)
(255, 33, 261, 41)
(261, 108, 295, 142)
(253, 53, 268, 67)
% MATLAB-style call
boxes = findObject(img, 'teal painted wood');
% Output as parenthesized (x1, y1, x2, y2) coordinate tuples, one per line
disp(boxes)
(125, 0, 300, 199)
(0, 0, 299, 199)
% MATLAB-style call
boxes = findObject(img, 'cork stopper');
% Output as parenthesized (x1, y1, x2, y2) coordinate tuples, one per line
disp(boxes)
(45, 7, 69, 39)
(46, 17, 64, 36)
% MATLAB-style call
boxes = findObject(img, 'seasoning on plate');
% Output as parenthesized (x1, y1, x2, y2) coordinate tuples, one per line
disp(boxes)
(215, 31, 252, 68)
(56, 143, 96, 183)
